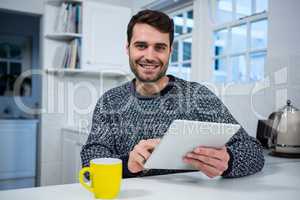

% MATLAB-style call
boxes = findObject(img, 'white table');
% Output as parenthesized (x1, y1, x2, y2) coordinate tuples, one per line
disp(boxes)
(1, 154, 300, 200)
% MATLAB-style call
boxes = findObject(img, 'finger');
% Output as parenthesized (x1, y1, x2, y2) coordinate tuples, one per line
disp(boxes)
(146, 138, 161, 147)
(134, 146, 152, 160)
(139, 138, 160, 145)
(185, 152, 228, 172)
(132, 151, 147, 166)
(183, 157, 220, 178)
(128, 155, 144, 173)
(183, 158, 222, 178)
(148, 138, 161, 144)
(139, 139, 160, 151)
(193, 146, 229, 162)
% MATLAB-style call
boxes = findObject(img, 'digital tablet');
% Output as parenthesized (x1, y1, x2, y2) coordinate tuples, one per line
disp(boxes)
(144, 120, 240, 170)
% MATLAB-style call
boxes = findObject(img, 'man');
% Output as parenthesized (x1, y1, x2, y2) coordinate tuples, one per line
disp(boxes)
(81, 10, 264, 178)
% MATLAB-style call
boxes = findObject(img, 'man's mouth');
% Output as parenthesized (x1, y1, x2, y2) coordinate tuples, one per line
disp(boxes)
(137, 62, 160, 69)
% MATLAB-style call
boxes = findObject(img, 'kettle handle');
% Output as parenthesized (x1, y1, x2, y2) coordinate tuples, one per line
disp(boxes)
(264, 112, 282, 149)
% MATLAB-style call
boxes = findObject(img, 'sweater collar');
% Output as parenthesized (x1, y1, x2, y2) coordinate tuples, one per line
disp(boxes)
(130, 75, 176, 100)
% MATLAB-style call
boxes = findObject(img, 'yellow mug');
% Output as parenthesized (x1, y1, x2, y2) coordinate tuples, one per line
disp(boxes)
(79, 158, 122, 199)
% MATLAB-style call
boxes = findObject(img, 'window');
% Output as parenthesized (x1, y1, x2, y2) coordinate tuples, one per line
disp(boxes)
(0, 35, 32, 96)
(212, 0, 268, 83)
(168, 7, 193, 81)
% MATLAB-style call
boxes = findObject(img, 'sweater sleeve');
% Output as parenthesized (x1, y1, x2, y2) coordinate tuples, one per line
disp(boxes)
(192, 85, 265, 178)
(80, 95, 141, 178)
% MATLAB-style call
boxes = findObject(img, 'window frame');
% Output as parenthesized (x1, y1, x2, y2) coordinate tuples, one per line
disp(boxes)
(0, 35, 31, 96)
(168, 5, 193, 80)
(211, 0, 268, 83)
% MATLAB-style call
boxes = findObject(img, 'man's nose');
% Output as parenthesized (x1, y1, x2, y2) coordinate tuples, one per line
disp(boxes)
(144, 47, 156, 60)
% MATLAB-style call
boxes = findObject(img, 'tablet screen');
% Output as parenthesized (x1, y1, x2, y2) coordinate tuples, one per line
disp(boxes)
(144, 120, 240, 170)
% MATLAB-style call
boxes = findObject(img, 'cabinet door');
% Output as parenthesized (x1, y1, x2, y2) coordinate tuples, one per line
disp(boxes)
(61, 131, 82, 184)
(82, 2, 131, 72)
(0, 121, 37, 180)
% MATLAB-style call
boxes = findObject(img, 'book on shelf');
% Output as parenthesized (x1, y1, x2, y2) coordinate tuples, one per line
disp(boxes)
(55, 2, 82, 33)
(54, 38, 80, 69)
(52, 44, 67, 69)
(69, 38, 78, 69)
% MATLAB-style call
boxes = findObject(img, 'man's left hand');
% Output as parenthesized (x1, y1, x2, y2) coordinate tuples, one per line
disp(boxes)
(183, 146, 230, 178)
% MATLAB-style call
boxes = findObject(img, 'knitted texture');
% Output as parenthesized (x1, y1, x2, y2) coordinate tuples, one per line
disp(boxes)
(80, 75, 264, 178)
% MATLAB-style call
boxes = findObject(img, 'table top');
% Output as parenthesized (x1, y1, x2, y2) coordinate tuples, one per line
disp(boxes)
(1, 153, 300, 200)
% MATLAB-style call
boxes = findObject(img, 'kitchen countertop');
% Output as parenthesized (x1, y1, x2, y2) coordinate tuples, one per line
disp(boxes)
(0, 152, 299, 200)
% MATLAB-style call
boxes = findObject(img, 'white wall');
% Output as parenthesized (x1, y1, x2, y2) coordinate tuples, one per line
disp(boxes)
(267, 0, 300, 109)
(132, 0, 157, 12)
(91, 0, 133, 8)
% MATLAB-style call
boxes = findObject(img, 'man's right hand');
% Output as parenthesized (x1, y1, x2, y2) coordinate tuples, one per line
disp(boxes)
(128, 138, 160, 173)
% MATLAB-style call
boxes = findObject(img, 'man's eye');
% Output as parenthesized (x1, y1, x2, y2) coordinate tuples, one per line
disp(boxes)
(155, 46, 166, 51)
(136, 44, 147, 49)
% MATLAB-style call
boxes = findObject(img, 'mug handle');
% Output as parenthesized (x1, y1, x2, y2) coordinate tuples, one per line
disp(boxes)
(79, 167, 93, 193)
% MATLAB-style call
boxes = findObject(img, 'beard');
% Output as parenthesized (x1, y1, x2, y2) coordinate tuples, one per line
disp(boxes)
(129, 56, 169, 83)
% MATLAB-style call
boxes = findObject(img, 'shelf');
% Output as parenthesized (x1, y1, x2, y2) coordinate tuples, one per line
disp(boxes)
(45, 68, 130, 78)
(45, 33, 82, 40)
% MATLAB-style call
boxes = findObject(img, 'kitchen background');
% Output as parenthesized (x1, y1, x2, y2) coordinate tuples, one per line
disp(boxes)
(0, 0, 299, 190)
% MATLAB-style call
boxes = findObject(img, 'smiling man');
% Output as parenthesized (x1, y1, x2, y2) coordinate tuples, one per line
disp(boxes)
(81, 10, 265, 179)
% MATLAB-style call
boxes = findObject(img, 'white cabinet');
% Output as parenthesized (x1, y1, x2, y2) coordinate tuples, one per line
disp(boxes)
(82, 1, 131, 72)
(61, 128, 88, 184)
(0, 120, 38, 190)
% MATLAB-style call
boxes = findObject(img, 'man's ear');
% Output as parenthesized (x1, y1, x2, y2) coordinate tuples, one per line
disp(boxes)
(126, 42, 129, 55)
(170, 44, 173, 54)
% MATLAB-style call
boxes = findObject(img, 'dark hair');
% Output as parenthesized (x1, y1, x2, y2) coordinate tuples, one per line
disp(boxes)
(127, 9, 174, 46)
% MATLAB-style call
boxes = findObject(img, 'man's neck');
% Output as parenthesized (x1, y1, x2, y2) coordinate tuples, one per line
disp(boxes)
(135, 76, 169, 96)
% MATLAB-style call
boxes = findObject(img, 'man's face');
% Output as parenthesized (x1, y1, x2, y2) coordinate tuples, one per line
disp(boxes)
(127, 23, 172, 83)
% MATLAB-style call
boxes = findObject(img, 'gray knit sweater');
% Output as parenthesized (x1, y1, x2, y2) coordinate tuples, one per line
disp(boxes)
(80, 75, 264, 178)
